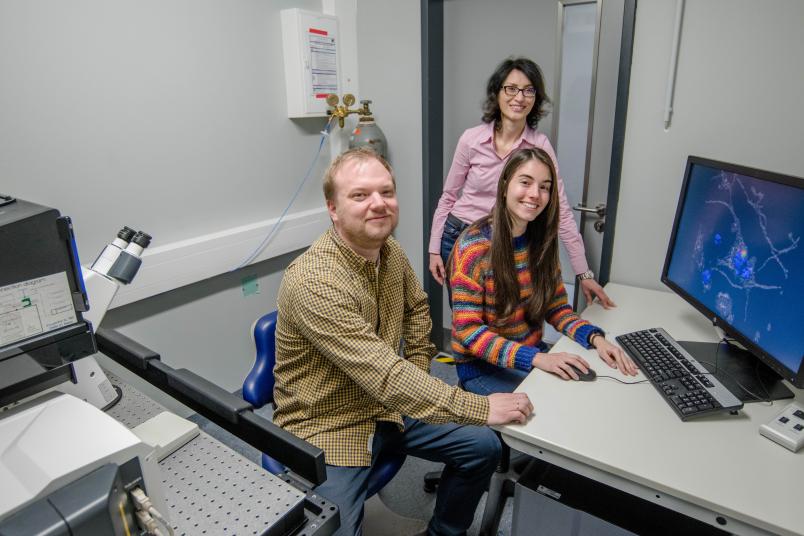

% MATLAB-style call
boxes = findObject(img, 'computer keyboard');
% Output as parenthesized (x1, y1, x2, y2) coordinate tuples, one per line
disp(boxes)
(615, 328, 743, 420)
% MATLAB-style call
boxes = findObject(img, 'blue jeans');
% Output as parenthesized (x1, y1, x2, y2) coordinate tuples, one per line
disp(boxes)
(461, 367, 530, 395)
(440, 214, 469, 306)
(315, 417, 501, 536)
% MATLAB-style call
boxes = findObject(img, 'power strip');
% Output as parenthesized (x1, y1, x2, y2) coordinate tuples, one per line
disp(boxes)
(759, 402, 804, 453)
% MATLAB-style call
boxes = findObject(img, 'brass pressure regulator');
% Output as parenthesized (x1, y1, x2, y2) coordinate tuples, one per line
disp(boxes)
(326, 94, 374, 128)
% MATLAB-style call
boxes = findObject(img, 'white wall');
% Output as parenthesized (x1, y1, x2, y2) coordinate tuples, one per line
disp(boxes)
(0, 0, 425, 392)
(0, 0, 330, 268)
(443, 0, 557, 175)
(357, 0, 424, 278)
(611, 0, 804, 290)
(110, 0, 424, 392)
(0, 0, 424, 391)
(103, 250, 298, 392)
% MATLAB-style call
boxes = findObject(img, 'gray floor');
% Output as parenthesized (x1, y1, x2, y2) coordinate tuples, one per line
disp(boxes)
(193, 360, 516, 536)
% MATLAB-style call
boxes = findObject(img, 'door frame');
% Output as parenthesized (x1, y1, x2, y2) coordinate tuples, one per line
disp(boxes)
(599, 0, 637, 285)
(420, 0, 637, 349)
(553, 0, 603, 309)
(421, 0, 446, 348)
(551, 0, 601, 156)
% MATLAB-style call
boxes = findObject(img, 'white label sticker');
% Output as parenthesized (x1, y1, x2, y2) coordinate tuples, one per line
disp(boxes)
(0, 272, 77, 347)
(536, 484, 562, 500)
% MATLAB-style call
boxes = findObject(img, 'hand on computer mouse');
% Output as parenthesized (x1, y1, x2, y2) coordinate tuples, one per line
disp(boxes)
(568, 364, 596, 381)
(532, 352, 592, 381)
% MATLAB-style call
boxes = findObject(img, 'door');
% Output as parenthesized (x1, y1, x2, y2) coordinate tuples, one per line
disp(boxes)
(553, 0, 636, 310)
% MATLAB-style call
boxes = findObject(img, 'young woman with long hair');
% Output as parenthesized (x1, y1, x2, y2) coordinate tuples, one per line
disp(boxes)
(449, 148, 637, 395)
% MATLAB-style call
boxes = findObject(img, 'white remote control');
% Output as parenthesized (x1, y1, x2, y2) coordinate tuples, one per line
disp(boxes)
(759, 402, 804, 453)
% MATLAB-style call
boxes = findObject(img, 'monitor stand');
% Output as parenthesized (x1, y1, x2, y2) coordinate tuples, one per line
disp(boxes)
(678, 341, 794, 403)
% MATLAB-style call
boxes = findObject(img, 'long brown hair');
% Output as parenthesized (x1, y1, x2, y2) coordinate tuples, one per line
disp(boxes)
(489, 147, 561, 325)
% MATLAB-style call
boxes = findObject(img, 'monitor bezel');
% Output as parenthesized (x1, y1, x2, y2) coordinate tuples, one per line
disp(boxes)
(660, 155, 804, 389)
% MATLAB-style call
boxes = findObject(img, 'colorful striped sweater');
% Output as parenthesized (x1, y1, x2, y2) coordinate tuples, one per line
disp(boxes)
(450, 222, 601, 384)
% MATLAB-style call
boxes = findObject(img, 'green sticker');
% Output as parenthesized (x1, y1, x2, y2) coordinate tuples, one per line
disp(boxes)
(241, 275, 260, 297)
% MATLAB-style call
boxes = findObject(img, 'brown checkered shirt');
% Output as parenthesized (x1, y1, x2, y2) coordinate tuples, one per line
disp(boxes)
(273, 227, 489, 466)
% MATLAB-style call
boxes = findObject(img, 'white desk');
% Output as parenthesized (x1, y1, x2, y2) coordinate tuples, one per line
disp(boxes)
(497, 283, 803, 536)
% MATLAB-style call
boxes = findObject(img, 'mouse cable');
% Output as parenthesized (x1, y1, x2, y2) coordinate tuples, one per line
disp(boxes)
(596, 375, 649, 385)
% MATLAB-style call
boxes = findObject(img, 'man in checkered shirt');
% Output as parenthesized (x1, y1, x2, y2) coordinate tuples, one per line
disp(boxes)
(273, 147, 533, 536)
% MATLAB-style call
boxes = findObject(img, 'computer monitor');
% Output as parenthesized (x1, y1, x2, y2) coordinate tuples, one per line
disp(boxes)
(661, 157, 803, 400)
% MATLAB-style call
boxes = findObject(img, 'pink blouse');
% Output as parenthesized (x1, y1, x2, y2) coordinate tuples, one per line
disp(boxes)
(428, 122, 589, 275)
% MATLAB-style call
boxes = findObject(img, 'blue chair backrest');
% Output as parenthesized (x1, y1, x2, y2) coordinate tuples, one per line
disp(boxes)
(243, 311, 278, 409)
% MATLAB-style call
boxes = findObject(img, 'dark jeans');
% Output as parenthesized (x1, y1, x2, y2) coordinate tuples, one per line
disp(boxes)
(461, 367, 530, 395)
(315, 417, 501, 536)
(440, 213, 469, 306)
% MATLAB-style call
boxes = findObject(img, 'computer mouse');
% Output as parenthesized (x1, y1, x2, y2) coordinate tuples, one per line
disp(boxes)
(568, 364, 596, 381)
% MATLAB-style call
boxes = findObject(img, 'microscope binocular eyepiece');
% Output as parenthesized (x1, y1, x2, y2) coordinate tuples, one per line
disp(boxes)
(90, 227, 153, 284)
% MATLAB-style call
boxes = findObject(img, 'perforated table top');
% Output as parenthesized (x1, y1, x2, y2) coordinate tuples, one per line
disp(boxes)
(105, 372, 308, 536)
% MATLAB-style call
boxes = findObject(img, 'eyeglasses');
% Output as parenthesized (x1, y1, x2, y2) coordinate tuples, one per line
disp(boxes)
(502, 85, 537, 98)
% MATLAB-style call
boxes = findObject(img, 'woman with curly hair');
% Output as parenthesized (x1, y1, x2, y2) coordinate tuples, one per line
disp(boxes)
(429, 57, 613, 308)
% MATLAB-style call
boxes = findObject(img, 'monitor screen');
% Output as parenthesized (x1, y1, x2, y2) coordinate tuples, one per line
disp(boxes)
(662, 156, 804, 387)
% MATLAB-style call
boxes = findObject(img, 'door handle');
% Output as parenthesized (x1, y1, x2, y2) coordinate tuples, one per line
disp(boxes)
(572, 203, 606, 217)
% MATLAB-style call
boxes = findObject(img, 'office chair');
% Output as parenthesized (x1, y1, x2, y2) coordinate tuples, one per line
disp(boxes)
(420, 364, 533, 536)
(423, 427, 531, 536)
(479, 440, 536, 536)
(242, 311, 406, 497)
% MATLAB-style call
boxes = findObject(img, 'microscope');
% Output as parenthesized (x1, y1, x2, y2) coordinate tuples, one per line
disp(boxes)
(0, 197, 172, 535)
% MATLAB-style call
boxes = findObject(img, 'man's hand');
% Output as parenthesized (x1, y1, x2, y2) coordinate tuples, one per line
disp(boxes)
(487, 392, 533, 425)
(429, 253, 446, 285)
(580, 278, 616, 309)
